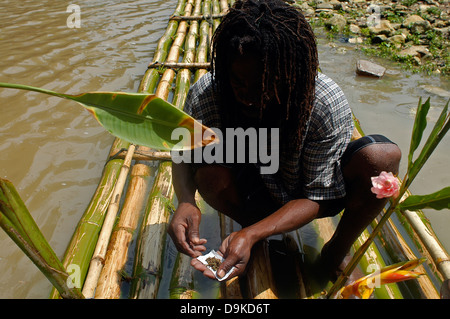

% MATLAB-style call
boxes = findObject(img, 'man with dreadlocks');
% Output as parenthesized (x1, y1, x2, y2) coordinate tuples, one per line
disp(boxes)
(168, 0, 401, 282)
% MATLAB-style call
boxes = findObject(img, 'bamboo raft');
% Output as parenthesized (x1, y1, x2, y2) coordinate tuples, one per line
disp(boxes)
(50, 0, 450, 299)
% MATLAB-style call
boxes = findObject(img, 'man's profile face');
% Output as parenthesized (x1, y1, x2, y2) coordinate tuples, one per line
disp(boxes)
(227, 52, 282, 121)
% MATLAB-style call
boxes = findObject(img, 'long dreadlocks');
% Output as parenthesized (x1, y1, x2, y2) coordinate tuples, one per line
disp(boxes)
(211, 0, 318, 148)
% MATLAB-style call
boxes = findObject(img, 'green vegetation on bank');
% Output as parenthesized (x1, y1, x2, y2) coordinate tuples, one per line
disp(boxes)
(294, 0, 449, 75)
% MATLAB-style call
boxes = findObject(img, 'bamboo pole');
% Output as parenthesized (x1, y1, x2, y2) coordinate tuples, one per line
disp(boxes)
(94, 163, 153, 299)
(219, 214, 243, 299)
(350, 220, 405, 299)
(377, 214, 441, 298)
(169, 252, 197, 299)
(402, 209, 450, 281)
(172, 0, 202, 109)
(212, 0, 222, 32)
(82, 144, 136, 298)
(243, 240, 278, 299)
(49, 138, 128, 299)
(130, 161, 175, 298)
(139, 0, 186, 94)
(155, 1, 195, 98)
(194, 0, 211, 81)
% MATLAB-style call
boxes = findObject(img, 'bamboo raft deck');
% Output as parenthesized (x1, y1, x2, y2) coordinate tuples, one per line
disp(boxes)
(50, 0, 449, 299)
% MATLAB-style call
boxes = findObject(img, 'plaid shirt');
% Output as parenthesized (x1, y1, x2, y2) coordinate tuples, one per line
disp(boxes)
(184, 72, 353, 204)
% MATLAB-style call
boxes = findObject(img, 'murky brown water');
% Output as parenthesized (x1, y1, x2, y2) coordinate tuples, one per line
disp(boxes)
(0, 0, 448, 298)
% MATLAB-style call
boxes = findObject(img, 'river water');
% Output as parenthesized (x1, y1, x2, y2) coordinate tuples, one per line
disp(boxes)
(0, 0, 448, 298)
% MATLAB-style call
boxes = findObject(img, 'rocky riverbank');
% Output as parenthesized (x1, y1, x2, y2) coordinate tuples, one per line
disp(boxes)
(292, 0, 449, 76)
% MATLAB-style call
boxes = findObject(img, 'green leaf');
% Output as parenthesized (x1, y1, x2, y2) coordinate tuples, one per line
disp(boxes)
(407, 99, 450, 185)
(0, 82, 217, 151)
(399, 186, 450, 211)
(408, 97, 431, 170)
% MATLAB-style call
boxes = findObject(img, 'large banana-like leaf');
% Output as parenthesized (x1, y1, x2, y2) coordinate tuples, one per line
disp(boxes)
(0, 82, 217, 151)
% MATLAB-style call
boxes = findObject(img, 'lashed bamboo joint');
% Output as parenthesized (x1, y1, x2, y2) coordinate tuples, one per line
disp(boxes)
(169, 13, 227, 20)
(109, 147, 171, 162)
(147, 61, 211, 70)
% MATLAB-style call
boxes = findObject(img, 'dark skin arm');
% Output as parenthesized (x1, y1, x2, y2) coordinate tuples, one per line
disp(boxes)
(169, 163, 332, 280)
(168, 162, 207, 257)
(191, 198, 332, 280)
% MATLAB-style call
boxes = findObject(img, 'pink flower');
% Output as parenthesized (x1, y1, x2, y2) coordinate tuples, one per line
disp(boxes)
(371, 171, 400, 199)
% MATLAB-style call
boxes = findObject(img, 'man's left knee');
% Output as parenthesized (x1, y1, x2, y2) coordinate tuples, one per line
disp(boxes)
(343, 142, 402, 184)
(375, 143, 402, 174)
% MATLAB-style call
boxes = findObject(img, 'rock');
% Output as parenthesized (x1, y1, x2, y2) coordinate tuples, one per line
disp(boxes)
(316, 2, 334, 10)
(410, 20, 432, 34)
(403, 14, 425, 27)
(356, 60, 386, 77)
(294, 2, 311, 12)
(329, 0, 340, 9)
(348, 36, 363, 44)
(403, 14, 432, 33)
(398, 28, 410, 38)
(434, 26, 450, 39)
(398, 45, 432, 59)
(349, 23, 361, 34)
(388, 34, 406, 44)
(304, 8, 315, 17)
(325, 14, 347, 32)
(369, 20, 395, 36)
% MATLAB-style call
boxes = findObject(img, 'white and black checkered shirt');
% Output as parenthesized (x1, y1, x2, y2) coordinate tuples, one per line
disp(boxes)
(184, 72, 354, 204)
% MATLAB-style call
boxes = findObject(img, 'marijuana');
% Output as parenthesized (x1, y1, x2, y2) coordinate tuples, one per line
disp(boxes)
(205, 256, 222, 271)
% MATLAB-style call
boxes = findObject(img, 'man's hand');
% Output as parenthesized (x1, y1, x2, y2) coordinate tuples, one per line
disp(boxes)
(168, 202, 207, 257)
(191, 229, 255, 280)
